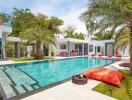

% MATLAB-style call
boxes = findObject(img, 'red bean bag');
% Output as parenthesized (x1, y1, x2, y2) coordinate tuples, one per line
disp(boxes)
(83, 68, 107, 80)
(83, 68, 124, 86)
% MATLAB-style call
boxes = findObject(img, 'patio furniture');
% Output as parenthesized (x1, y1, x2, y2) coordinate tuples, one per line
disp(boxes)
(91, 54, 96, 56)
(72, 74, 88, 85)
(60, 52, 67, 57)
(98, 54, 103, 56)
(116, 53, 122, 57)
(83, 68, 124, 86)
(71, 52, 78, 56)
(119, 61, 129, 67)
(107, 54, 112, 57)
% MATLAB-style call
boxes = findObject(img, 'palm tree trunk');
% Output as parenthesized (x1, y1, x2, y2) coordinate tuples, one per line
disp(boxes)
(35, 42, 42, 59)
(129, 26, 132, 75)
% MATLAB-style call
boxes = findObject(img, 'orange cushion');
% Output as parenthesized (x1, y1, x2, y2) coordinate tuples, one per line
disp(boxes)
(83, 68, 124, 86)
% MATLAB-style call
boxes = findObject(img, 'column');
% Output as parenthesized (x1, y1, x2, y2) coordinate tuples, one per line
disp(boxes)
(82, 43, 84, 55)
(32, 43, 35, 55)
(67, 41, 70, 56)
(15, 42, 20, 58)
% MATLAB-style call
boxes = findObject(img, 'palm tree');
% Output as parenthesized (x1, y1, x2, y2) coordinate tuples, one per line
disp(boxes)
(114, 28, 130, 53)
(92, 32, 113, 40)
(0, 12, 10, 25)
(64, 25, 75, 38)
(20, 14, 57, 59)
(81, 0, 132, 74)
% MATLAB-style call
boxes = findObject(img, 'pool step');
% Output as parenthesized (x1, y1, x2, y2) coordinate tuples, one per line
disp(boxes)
(33, 85, 40, 89)
(2, 85, 16, 98)
(14, 85, 26, 94)
(0, 66, 40, 99)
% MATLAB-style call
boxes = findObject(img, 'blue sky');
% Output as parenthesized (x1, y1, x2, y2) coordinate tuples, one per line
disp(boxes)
(0, 0, 88, 34)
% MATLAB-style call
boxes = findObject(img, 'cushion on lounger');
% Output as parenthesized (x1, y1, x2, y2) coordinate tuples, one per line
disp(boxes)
(116, 54, 122, 57)
(83, 68, 124, 86)
(107, 54, 112, 57)
(98, 54, 103, 56)
(119, 61, 129, 66)
(91, 54, 96, 56)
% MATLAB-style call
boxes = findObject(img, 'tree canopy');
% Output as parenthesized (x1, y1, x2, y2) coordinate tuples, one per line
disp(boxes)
(64, 25, 85, 40)
(91, 32, 113, 40)
(81, 0, 132, 74)
(11, 8, 36, 37)
(19, 13, 63, 59)
(0, 12, 10, 24)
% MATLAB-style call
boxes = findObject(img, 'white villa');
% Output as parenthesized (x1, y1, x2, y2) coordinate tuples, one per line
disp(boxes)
(0, 24, 129, 60)
(51, 38, 129, 57)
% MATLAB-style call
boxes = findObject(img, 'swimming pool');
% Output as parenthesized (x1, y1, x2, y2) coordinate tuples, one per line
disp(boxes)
(0, 57, 116, 99)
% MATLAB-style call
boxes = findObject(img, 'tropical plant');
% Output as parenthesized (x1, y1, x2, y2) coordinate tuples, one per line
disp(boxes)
(114, 28, 130, 53)
(0, 12, 10, 24)
(74, 32, 85, 40)
(11, 8, 35, 37)
(64, 25, 75, 38)
(64, 25, 85, 40)
(20, 14, 63, 59)
(81, 0, 132, 74)
(92, 32, 113, 40)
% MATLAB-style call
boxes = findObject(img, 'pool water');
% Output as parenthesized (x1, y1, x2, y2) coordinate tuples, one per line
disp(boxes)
(0, 57, 116, 99)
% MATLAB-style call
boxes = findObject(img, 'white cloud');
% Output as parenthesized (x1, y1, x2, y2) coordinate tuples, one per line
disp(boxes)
(60, 7, 87, 34)
(0, 0, 88, 35)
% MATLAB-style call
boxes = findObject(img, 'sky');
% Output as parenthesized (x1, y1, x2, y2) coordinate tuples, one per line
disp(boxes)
(0, 0, 88, 34)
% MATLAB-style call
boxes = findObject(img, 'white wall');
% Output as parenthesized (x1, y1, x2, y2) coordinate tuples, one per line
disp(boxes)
(88, 41, 106, 55)
(119, 46, 129, 57)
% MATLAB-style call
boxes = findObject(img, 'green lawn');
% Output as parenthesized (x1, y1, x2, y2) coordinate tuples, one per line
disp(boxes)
(11, 56, 54, 62)
(92, 70, 132, 100)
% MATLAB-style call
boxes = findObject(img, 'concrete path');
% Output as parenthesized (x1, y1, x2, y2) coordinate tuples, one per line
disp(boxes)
(21, 80, 116, 100)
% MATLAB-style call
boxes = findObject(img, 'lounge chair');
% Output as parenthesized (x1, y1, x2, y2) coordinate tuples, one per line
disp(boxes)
(116, 53, 122, 57)
(119, 61, 129, 67)
(60, 52, 67, 57)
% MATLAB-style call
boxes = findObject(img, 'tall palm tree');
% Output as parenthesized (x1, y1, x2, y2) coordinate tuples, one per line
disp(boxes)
(81, 0, 132, 74)
(20, 15, 57, 59)
(114, 28, 130, 53)
(64, 25, 75, 38)
(92, 32, 113, 40)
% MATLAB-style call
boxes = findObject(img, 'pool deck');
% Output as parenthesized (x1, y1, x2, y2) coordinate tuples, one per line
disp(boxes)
(0, 56, 129, 100)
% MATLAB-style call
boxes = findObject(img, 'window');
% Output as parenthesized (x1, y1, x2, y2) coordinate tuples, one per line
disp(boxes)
(60, 44, 66, 49)
(89, 45, 93, 52)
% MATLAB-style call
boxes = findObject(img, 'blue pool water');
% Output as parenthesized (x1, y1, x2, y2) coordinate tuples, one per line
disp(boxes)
(15, 57, 115, 86)
(0, 57, 116, 98)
